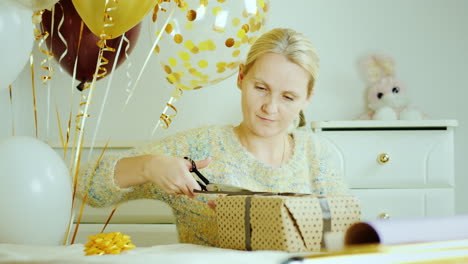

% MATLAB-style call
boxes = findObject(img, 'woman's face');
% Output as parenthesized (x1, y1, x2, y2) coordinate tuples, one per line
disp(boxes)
(238, 52, 311, 138)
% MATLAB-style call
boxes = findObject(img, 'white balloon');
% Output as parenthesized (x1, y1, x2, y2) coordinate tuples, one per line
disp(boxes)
(14, 0, 59, 11)
(0, 1, 34, 91)
(0, 136, 72, 245)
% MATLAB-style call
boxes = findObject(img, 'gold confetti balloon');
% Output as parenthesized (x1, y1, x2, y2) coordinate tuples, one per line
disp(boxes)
(152, 0, 270, 91)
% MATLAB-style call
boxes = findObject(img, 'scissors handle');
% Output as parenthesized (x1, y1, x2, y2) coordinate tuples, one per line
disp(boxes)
(184, 157, 210, 190)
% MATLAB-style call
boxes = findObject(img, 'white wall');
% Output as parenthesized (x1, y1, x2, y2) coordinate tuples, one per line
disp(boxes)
(1, 0, 467, 212)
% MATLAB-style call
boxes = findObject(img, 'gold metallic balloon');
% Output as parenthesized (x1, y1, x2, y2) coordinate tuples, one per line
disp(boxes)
(72, 0, 157, 39)
(152, 0, 270, 91)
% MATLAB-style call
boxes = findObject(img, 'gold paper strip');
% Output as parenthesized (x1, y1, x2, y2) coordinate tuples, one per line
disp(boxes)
(70, 140, 110, 244)
(29, 53, 38, 138)
(71, 128, 85, 206)
(101, 205, 118, 233)
(9, 85, 14, 136)
(56, 104, 66, 157)
(44, 7, 56, 142)
(63, 128, 84, 245)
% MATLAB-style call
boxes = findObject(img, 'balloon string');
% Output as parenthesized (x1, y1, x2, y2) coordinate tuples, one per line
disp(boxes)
(45, 6, 56, 143)
(68, 49, 106, 244)
(122, 34, 133, 106)
(67, 43, 103, 245)
(9, 85, 14, 136)
(122, 4, 176, 111)
(68, 133, 85, 245)
(49, 5, 55, 57)
(29, 53, 38, 138)
(72, 0, 116, 188)
(69, 0, 117, 245)
(57, 2, 68, 71)
(87, 35, 125, 162)
(67, 20, 84, 166)
(56, 104, 66, 158)
(97, 0, 183, 237)
(31, 10, 50, 139)
(71, 140, 110, 244)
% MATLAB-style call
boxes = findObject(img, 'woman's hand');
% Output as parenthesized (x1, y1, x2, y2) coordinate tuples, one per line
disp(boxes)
(114, 154, 212, 198)
(143, 155, 212, 197)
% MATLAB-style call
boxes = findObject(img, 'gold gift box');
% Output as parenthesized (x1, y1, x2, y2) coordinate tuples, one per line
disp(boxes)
(216, 194, 361, 252)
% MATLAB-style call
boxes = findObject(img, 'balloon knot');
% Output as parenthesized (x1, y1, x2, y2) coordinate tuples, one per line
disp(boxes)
(77, 81, 85, 92)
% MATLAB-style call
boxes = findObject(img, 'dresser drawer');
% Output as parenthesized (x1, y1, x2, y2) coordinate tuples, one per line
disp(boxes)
(351, 189, 455, 221)
(322, 130, 454, 188)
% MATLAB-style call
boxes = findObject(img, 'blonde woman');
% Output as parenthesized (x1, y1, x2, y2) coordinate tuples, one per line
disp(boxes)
(78, 28, 348, 247)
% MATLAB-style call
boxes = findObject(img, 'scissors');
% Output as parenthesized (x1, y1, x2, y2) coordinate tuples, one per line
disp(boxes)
(184, 157, 252, 193)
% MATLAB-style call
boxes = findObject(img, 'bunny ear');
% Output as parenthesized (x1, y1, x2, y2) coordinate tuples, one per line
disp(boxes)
(361, 54, 396, 83)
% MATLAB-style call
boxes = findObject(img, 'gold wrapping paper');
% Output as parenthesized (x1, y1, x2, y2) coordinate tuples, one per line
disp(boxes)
(216, 194, 360, 252)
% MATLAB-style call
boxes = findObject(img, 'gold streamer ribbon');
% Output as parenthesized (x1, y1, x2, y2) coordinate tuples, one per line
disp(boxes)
(160, 99, 178, 129)
(33, 10, 54, 85)
(151, 93, 179, 137)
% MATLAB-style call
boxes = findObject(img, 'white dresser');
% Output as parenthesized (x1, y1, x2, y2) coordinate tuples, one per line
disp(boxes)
(310, 120, 458, 221)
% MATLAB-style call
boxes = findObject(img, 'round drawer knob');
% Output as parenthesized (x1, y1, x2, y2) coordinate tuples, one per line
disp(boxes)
(378, 153, 390, 164)
(378, 213, 390, 219)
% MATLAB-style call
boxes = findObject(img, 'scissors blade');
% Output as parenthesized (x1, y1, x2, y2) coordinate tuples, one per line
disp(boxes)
(206, 183, 252, 192)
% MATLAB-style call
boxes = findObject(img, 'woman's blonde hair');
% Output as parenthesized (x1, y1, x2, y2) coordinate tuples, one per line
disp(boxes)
(242, 28, 319, 127)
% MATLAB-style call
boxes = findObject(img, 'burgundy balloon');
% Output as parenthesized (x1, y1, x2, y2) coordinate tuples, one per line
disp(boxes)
(41, 0, 141, 91)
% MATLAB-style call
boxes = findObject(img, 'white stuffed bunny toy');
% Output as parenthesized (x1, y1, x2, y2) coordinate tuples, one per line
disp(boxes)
(359, 55, 424, 120)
